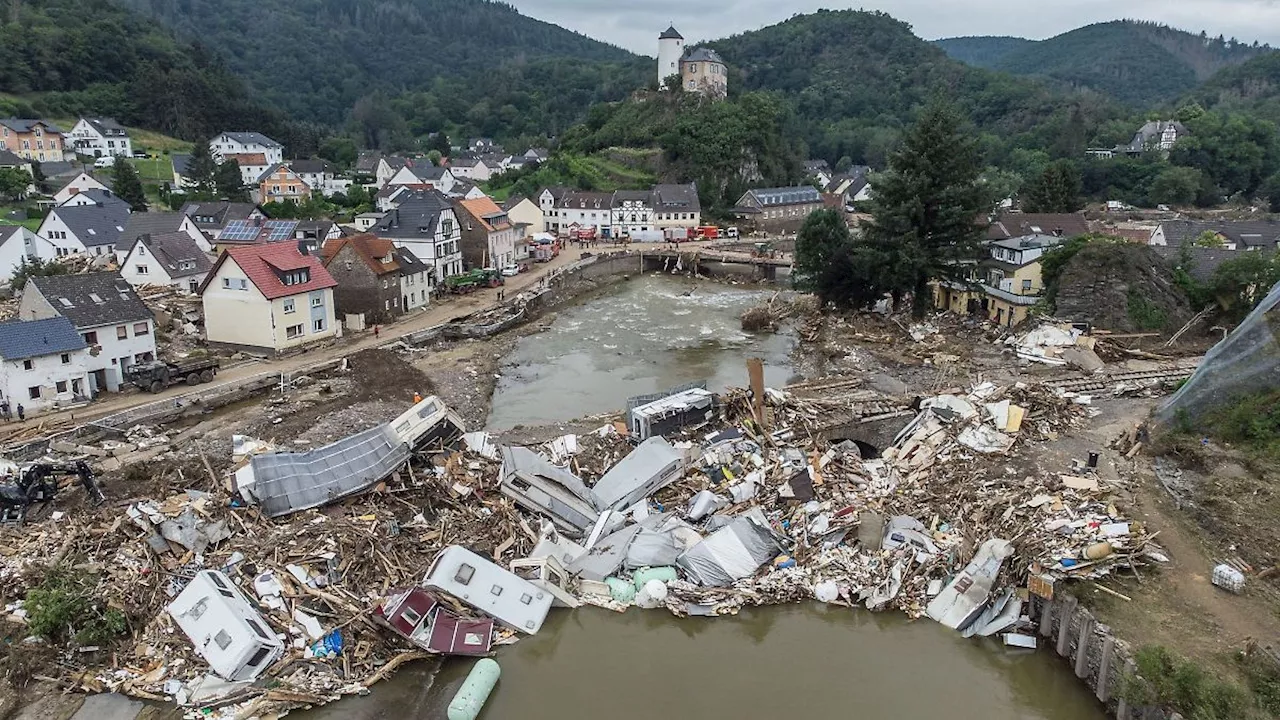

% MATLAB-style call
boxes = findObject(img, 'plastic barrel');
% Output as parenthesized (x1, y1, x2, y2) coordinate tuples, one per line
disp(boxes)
(448, 658, 501, 720)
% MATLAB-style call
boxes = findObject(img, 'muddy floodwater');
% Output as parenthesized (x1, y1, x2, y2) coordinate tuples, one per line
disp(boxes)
(304, 606, 1105, 720)
(302, 276, 1105, 720)
(486, 274, 799, 430)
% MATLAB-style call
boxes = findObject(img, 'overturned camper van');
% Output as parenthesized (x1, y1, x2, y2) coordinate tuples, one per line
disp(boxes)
(235, 396, 464, 518)
(422, 546, 554, 634)
(373, 587, 495, 656)
(498, 446, 600, 537)
(627, 384, 718, 441)
(167, 570, 285, 682)
(592, 436, 686, 511)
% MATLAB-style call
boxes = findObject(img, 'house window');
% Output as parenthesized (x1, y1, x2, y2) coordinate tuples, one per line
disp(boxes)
(136, 264, 148, 274)
(313, 318, 325, 332)
(454, 563, 475, 585)
(133, 322, 150, 335)
(490, 584, 503, 597)
(402, 607, 422, 626)
(311, 295, 323, 307)
(213, 630, 233, 651)
(22, 360, 33, 370)
(286, 324, 304, 339)
(245, 646, 271, 668)
(56, 381, 67, 393)
(28, 386, 40, 399)
(117, 325, 128, 339)
(1022, 279, 1033, 292)
(283, 299, 295, 314)
(83, 331, 97, 345)
(520, 593, 534, 605)
(60, 353, 70, 364)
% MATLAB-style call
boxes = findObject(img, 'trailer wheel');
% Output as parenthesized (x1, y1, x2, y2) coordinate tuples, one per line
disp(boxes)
(149, 380, 164, 394)
(200, 369, 214, 383)
(185, 373, 201, 386)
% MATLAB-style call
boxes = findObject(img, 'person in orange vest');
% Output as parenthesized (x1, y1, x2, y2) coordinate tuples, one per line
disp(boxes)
(413, 391, 423, 404)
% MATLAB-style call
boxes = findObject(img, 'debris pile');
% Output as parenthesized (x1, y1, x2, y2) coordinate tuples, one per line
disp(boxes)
(0, 376, 1168, 717)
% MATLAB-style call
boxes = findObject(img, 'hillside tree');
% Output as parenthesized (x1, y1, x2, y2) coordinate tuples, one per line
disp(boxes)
(111, 161, 148, 212)
(0, 167, 33, 201)
(185, 140, 218, 197)
(1023, 160, 1083, 212)
(859, 98, 992, 316)
(214, 161, 248, 202)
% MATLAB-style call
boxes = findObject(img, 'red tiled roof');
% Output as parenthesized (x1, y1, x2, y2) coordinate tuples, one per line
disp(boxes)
(320, 234, 400, 275)
(224, 153, 269, 166)
(201, 243, 337, 300)
(457, 197, 509, 233)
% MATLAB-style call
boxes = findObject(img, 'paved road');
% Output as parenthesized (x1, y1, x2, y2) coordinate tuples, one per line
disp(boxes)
(1, 240, 723, 438)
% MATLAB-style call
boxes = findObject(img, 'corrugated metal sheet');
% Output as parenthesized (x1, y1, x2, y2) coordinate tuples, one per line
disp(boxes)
(246, 424, 409, 518)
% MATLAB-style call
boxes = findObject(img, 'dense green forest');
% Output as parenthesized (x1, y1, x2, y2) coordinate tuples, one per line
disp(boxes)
(113, 0, 640, 125)
(0, 0, 325, 155)
(938, 21, 1270, 106)
(1191, 52, 1280, 124)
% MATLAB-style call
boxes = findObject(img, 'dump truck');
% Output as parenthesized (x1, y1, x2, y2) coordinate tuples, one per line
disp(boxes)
(125, 358, 220, 393)
(444, 269, 504, 294)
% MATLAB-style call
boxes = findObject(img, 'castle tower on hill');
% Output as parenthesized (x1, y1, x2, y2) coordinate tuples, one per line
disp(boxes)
(658, 25, 684, 87)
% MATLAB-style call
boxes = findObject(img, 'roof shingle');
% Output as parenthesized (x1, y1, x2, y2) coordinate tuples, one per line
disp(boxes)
(0, 317, 86, 361)
(28, 272, 154, 329)
(205, 244, 337, 300)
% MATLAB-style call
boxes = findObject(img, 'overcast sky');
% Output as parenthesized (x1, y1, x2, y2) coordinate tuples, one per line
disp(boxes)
(506, 0, 1280, 55)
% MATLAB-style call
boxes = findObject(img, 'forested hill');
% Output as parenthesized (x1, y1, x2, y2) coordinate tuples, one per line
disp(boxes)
(1191, 52, 1280, 124)
(113, 0, 640, 124)
(704, 10, 1109, 168)
(0, 0, 321, 153)
(937, 21, 1270, 106)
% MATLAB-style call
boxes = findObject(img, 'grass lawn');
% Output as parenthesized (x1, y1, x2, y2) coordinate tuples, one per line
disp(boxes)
(129, 156, 173, 185)
(130, 127, 192, 154)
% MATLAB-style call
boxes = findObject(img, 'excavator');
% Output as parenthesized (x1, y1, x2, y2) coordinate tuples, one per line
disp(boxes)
(0, 460, 105, 524)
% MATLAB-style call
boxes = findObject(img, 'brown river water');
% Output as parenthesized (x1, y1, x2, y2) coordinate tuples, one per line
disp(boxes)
(303, 276, 1105, 720)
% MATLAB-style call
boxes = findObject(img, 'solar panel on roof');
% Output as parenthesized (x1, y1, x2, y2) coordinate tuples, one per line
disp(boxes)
(263, 220, 299, 243)
(218, 219, 261, 241)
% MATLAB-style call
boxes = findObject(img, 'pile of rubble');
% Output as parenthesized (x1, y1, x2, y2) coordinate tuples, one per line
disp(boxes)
(0, 373, 1166, 717)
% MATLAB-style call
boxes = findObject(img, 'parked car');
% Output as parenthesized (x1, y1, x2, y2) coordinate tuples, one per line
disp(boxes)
(92, 156, 117, 169)
(500, 264, 520, 277)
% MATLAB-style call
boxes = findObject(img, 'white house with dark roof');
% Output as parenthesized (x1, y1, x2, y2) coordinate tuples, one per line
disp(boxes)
(120, 212, 210, 255)
(119, 232, 214, 294)
(0, 226, 59, 282)
(180, 201, 265, 242)
(387, 164, 457, 194)
(68, 117, 132, 159)
(610, 190, 655, 238)
(290, 159, 348, 197)
(52, 172, 111, 205)
(448, 154, 502, 182)
(211, 132, 283, 165)
(368, 189, 464, 284)
(37, 201, 132, 258)
(376, 157, 411, 188)
(58, 188, 127, 210)
(19, 272, 156, 393)
(651, 183, 701, 232)
(0, 316, 92, 414)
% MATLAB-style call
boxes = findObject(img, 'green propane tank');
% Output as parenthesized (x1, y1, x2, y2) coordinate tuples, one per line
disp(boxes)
(448, 658, 501, 720)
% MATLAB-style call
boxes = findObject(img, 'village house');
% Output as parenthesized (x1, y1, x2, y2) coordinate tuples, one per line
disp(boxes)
(455, 196, 518, 270)
(68, 117, 132, 159)
(651, 183, 702, 234)
(37, 201, 131, 258)
(20, 272, 157, 393)
(680, 48, 728, 98)
(355, 212, 385, 231)
(257, 164, 311, 204)
(375, 157, 411, 188)
(222, 153, 272, 188)
(211, 132, 283, 165)
(540, 189, 613, 236)
(804, 160, 832, 188)
(320, 234, 431, 324)
(355, 151, 382, 177)
(449, 154, 504, 182)
(450, 179, 487, 200)
(0, 227, 58, 282)
(368, 190, 464, 284)
(120, 212, 211, 254)
(292, 220, 342, 256)
(58, 188, 126, 210)
(825, 168, 873, 208)
(935, 234, 1064, 327)
(52, 172, 111, 205)
(290, 159, 349, 198)
(200, 244, 338, 355)
(610, 190, 655, 238)
(1149, 219, 1280, 252)
(386, 164, 457, 195)
(119, 233, 214, 294)
(171, 153, 194, 190)
(469, 138, 502, 153)
(732, 186, 823, 232)
(501, 195, 542, 237)
(987, 212, 1090, 241)
(0, 317, 91, 414)
(213, 218, 301, 251)
(1087, 120, 1188, 158)
(0, 149, 35, 194)
(180, 201, 266, 244)
(0, 119, 66, 162)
